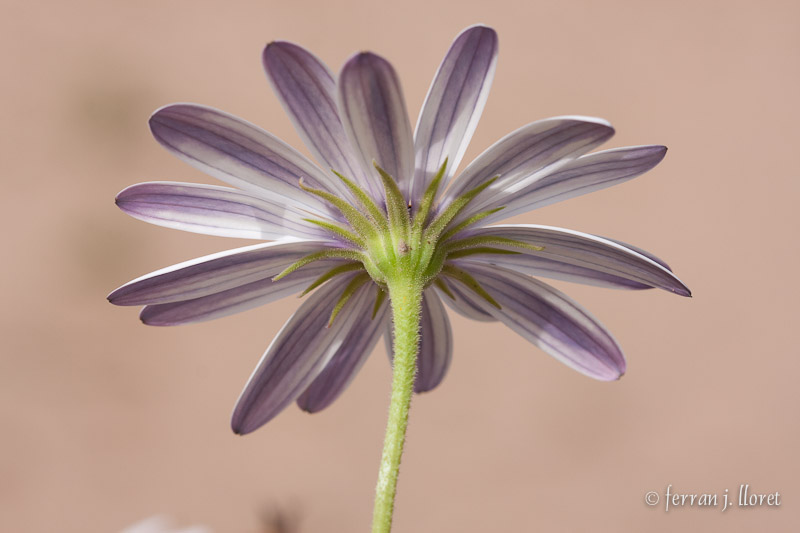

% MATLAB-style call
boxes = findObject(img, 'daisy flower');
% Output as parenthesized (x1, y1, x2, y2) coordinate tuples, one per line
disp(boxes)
(109, 25, 689, 532)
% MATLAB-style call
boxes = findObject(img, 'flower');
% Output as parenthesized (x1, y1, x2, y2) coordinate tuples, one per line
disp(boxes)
(109, 25, 690, 435)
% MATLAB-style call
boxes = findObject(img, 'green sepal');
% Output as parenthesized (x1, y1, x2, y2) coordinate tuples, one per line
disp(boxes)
(298, 178, 377, 239)
(433, 277, 455, 300)
(303, 218, 364, 247)
(446, 247, 522, 260)
(423, 176, 498, 242)
(439, 207, 505, 243)
(411, 159, 447, 237)
(301, 262, 364, 296)
(328, 272, 371, 327)
(272, 248, 364, 281)
(441, 263, 501, 309)
(332, 169, 388, 231)
(374, 162, 410, 235)
(444, 235, 544, 254)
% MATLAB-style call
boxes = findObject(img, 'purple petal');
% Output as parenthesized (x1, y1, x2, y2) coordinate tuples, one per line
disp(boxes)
(296, 285, 389, 412)
(263, 42, 370, 192)
(435, 277, 497, 322)
(450, 262, 626, 381)
(457, 225, 690, 296)
(600, 236, 672, 271)
(149, 104, 347, 213)
(338, 52, 414, 198)
(444, 117, 614, 215)
(411, 25, 498, 204)
(109, 241, 331, 306)
(139, 260, 342, 326)
(384, 289, 453, 393)
(477, 145, 668, 223)
(115, 182, 330, 241)
(231, 274, 375, 434)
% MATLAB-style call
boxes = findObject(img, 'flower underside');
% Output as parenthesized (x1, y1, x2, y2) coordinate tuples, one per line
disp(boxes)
(275, 159, 543, 326)
(108, 23, 693, 533)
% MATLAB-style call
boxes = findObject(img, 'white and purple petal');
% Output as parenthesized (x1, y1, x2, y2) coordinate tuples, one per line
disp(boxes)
(600, 236, 672, 271)
(385, 289, 453, 393)
(115, 182, 332, 241)
(338, 52, 414, 198)
(444, 116, 614, 216)
(436, 278, 497, 322)
(411, 25, 498, 204)
(262, 42, 370, 193)
(108, 241, 332, 306)
(476, 145, 668, 223)
(231, 274, 375, 434)
(149, 104, 347, 212)
(296, 284, 389, 412)
(138, 260, 342, 326)
(456, 225, 690, 295)
(450, 262, 626, 381)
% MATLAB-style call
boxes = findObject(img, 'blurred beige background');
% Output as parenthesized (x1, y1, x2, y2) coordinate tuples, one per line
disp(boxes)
(2, 0, 798, 531)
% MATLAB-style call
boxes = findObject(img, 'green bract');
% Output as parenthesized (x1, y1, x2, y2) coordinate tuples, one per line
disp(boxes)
(274, 160, 541, 323)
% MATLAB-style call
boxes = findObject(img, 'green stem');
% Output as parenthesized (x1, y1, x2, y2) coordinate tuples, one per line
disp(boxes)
(371, 280, 423, 533)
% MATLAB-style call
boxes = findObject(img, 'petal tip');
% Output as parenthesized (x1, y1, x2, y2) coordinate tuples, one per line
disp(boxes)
(262, 40, 300, 63)
(595, 350, 626, 381)
(341, 50, 393, 75)
(139, 307, 171, 327)
(230, 419, 248, 436)
(651, 144, 668, 161)
(230, 407, 254, 435)
(608, 364, 626, 381)
(461, 24, 498, 40)
(295, 399, 318, 414)
(148, 103, 190, 129)
(675, 283, 692, 297)
(666, 275, 691, 297)
(107, 288, 121, 305)
(114, 184, 136, 204)
(231, 404, 270, 435)
(583, 363, 625, 382)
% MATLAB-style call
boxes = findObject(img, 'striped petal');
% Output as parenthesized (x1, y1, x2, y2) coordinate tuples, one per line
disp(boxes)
(411, 25, 498, 204)
(149, 104, 347, 212)
(262, 42, 370, 192)
(601, 236, 671, 270)
(450, 263, 626, 381)
(456, 225, 690, 295)
(108, 241, 331, 306)
(115, 182, 330, 241)
(139, 260, 341, 326)
(296, 284, 389, 412)
(338, 52, 414, 198)
(476, 145, 668, 224)
(436, 278, 497, 322)
(385, 289, 453, 393)
(444, 117, 614, 216)
(231, 274, 375, 434)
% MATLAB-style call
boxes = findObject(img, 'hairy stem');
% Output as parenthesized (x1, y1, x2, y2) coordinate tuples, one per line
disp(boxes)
(371, 280, 423, 533)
